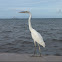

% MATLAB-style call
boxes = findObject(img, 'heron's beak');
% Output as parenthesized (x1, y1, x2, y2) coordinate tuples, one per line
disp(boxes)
(19, 11, 25, 13)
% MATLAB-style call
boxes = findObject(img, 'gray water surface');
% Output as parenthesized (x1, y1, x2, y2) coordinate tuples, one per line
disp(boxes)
(0, 18, 62, 56)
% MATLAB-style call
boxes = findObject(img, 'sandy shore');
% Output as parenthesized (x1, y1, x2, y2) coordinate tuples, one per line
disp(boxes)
(0, 53, 62, 61)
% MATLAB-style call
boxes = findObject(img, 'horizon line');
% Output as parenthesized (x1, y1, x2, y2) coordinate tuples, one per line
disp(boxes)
(0, 17, 62, 19)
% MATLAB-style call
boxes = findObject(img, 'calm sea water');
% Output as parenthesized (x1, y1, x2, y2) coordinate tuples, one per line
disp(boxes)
(0, 18, 62, 56)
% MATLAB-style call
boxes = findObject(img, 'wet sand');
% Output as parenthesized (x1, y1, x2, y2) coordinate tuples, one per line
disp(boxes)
(0, 53, 62, 61)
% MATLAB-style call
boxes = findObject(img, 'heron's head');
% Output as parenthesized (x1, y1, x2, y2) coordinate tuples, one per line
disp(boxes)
(19, 11, 30, 13)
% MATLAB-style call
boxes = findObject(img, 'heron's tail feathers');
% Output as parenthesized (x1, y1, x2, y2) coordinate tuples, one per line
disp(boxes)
(42, 42, 45, 48)
(39, 41, 45, 48)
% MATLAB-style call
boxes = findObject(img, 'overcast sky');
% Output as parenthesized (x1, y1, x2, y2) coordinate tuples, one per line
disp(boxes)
(0, 0, 62, 18)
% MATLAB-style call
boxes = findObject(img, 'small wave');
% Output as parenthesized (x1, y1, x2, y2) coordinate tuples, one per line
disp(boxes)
(52, 39, 62, 42)
(5, 43, 15, 45)
(59, 48, 62, 50)
(22, 41, 33, 44)
(54, 53, 61, 56)
(1, 30, 12, 33)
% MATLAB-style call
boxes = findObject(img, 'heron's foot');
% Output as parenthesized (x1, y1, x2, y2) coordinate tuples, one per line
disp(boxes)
(31, 52, 37, 57)
(31, 54, 42, 57)
(31, 54, 36, 57)
(39, 54, 42, 57)
(39, 53, 41, 56)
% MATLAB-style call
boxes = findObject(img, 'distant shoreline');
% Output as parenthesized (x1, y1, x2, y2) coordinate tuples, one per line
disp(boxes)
(0, 18, 62, 20)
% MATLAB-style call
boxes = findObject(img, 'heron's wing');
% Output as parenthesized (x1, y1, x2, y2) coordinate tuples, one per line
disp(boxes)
(31, 29, 43, 42)
(31, 29, 45, 47)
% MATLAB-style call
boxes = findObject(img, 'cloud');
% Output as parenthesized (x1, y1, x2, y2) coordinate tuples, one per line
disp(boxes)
(57, 9, 62, 13)
(6, 7, 32, 12)
(20, 0, 48, 5)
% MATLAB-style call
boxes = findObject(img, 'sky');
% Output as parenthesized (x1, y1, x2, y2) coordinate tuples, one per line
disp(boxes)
(0, 0, 62, 18)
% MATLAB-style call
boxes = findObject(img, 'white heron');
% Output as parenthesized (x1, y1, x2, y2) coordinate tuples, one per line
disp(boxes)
(19, 11, 45, 56)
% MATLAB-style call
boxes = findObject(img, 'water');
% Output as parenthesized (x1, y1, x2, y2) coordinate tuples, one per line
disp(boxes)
(0, 18, 62, 56)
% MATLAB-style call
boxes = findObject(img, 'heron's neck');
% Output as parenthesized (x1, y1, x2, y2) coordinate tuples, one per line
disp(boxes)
(28, 13, 32, 31)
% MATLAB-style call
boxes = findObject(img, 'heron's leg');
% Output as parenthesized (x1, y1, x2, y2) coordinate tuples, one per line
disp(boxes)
(34, 41, 36, 55)
(38, 44, 41, 56)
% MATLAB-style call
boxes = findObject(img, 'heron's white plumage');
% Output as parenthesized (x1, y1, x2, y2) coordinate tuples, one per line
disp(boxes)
(31, 28, 45, 48)
(19, 11, 45, 53)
